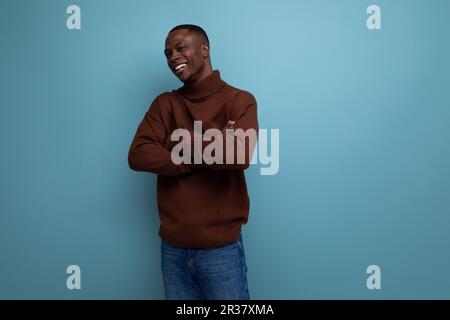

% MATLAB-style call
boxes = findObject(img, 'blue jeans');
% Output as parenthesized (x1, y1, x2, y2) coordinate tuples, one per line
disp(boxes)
(161, 234, 250, 300)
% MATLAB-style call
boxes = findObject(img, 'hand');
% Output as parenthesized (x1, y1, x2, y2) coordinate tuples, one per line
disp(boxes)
(222, 120, 235, 134)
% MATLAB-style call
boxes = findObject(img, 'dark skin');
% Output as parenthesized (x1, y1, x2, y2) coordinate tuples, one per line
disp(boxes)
(164, 28, 235, 133)
(164, 29, 213, 85)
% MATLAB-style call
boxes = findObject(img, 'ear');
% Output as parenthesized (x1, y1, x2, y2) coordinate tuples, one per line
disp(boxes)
(202, 44, 209, 58)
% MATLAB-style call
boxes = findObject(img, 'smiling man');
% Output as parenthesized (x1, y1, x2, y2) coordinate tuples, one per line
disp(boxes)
(128, 24, 259, 300)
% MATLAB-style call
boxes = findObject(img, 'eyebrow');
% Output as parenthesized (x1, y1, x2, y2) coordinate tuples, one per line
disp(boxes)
(164, 41, 184, 54)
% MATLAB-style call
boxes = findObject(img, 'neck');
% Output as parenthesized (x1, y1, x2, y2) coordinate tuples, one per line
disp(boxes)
(184, 64, 213, 85)
(178, 69, 227, 101)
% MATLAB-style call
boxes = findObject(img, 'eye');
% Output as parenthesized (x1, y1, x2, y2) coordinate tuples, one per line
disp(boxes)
(178, 46, 186, 51)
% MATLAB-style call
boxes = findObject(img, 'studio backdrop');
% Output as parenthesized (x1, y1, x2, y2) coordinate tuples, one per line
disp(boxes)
(1, 0, 449, 299)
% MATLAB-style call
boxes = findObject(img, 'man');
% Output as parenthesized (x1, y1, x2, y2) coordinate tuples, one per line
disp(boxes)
(128, 24, 258, 300)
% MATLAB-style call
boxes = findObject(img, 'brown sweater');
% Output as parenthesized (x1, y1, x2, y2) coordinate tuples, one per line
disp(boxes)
(128, 70, 258, 248)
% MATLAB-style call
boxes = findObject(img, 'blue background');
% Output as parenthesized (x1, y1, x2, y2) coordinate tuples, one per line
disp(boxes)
(1, 0, 449, 299)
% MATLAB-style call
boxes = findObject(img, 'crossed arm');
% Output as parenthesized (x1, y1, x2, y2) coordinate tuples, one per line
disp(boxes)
(128, 93, 258, 175)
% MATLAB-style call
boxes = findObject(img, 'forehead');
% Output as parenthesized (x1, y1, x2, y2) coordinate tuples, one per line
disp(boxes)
(165, 29, 196, 48)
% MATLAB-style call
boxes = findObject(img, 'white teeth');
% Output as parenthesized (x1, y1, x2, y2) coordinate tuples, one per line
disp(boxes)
(175, 63, 187, 71)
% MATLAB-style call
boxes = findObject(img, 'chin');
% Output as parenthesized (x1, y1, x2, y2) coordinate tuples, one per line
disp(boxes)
(180, 74, 193, 83)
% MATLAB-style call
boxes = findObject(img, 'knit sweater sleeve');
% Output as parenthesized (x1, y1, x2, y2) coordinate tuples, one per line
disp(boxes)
(128, 97, 192, 176)
(191, 91, 259, 170)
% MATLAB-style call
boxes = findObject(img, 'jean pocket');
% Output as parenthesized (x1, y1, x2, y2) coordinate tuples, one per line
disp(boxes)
(235, 238, 248, 274)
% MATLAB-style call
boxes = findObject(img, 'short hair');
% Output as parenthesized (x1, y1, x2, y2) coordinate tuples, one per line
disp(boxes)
(168, 24, 210, 46)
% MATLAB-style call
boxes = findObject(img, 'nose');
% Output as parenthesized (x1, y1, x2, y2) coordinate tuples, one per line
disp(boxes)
(169, 52, 182, 65)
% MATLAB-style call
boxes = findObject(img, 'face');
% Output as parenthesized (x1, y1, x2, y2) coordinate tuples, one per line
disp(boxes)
(164, 29, 210, 84)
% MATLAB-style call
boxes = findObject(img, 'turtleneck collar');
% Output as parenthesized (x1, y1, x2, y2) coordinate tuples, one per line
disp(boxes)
(177, 70, 227, 101)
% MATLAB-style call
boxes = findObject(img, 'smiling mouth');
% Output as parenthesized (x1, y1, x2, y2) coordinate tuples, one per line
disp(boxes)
(174, 63, 187, 74)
